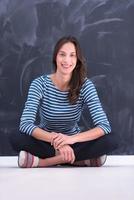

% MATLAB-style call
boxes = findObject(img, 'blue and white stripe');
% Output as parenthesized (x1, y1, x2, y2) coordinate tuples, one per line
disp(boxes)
(20, 74, 111, 135)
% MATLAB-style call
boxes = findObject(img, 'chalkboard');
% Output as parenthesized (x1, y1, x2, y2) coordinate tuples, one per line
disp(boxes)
(0, 0, 134, 155)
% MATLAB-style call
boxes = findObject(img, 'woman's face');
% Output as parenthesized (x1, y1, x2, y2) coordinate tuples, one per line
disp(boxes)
(56, 42, 77, 76)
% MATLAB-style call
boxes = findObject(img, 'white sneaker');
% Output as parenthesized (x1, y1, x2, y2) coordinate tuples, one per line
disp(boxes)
(73, 155, 107, 167)
(88, 155, 107, 167)
(18, 151, 39, 168)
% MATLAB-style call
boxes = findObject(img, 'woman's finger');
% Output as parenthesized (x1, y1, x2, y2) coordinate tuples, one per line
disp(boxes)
(54, 136, 66, 148)
(56, 141, 66, 149)
(71, 151, 75, 164)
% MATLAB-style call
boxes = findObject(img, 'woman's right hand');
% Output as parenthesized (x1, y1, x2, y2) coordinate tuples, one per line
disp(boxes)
(50, 132, 59, 145)
(57, 145, 75, 164)
(51, 132, 75, 164)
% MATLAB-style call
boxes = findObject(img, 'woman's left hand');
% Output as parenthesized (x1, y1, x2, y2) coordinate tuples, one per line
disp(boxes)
(52, 133, 75, 149)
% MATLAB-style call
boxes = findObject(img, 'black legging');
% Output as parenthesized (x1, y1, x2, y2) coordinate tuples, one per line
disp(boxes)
(10, 132, 118, 161)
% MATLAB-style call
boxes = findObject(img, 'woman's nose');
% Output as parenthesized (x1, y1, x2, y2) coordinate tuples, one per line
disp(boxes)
(63, 55, 71, 63)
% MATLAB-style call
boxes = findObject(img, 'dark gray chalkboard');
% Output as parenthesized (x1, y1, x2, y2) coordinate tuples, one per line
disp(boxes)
(0, 0, 134, 155)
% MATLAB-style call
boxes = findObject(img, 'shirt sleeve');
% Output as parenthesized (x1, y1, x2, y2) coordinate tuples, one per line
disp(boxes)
(82, 79, 111, 134)
(19, 76, 45, 135)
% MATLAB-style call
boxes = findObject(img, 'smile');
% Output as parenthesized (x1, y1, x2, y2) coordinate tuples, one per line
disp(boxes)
(62, 64, 72, 68)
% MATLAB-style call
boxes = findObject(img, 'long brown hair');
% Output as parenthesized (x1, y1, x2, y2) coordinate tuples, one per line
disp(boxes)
(53, 36, 87, 104)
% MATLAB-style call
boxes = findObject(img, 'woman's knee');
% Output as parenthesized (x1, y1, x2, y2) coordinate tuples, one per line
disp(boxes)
(9, 132, 28, 152)
(9, 133, 20, 152)
(104, 133, 119, 151)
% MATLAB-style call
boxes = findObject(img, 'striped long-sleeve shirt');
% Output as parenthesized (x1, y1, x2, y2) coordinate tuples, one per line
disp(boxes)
(20, 74, 111, 135)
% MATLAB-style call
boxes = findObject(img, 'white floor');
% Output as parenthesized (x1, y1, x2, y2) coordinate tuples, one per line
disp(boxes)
(0, 156, 134, 200)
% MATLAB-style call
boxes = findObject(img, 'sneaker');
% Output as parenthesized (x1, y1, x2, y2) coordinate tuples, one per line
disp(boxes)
(89, 155, 107, 167)
(73, 155, 107, 167)
(18, 151, 39, 168)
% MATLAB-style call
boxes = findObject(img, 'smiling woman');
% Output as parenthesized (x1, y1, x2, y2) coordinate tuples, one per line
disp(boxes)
(52, 36, 87, 104)
(55, 42, 77, 75)
(50, 42, 77, 92)
(10, 36, 118, 168)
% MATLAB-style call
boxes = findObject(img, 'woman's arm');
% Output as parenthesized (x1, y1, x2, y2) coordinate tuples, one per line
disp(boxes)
(52, 127, 104, 149)
(71, 127, 104, 143)
(32, 127, 58, 143)
(20, 76, 44, 135)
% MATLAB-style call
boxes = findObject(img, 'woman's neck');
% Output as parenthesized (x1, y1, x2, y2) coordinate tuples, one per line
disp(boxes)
(51, 72, 71, 91)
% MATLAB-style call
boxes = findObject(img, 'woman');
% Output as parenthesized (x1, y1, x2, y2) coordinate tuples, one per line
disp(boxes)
(10, 36, 118, 168)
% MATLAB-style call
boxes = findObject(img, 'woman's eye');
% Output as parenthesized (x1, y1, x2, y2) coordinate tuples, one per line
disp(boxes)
(60, 53, 65, 57)
(71, 54, 76, 57)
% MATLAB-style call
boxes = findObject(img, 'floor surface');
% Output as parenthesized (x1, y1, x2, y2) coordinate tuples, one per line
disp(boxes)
(0, 156, 134, 200)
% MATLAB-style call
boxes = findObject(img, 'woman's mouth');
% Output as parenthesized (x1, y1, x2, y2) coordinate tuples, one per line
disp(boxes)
(62, 64, 71, 68)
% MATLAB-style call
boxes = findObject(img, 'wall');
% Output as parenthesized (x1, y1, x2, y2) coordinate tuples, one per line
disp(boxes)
(0, 0, 134, 155)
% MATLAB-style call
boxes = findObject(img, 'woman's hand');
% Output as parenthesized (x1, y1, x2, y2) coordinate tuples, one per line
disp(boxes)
(58, 145, 75, 164)
(51, 133, 75, 149)
(51, 133, 75, 163)
(50, 132, 59, 145)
